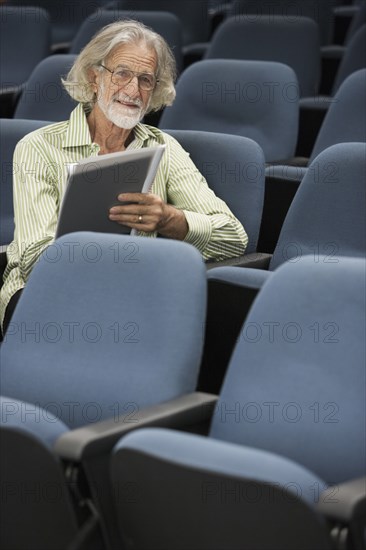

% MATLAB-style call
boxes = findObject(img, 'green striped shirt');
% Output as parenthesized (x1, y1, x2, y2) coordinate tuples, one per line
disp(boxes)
(0, 104, 248, 327)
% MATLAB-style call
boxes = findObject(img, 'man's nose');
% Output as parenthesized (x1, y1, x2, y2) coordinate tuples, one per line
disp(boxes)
(124, 75, 140, 95)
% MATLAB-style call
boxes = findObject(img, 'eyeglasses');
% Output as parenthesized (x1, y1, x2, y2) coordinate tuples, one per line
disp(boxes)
(100, 64, 158, 91)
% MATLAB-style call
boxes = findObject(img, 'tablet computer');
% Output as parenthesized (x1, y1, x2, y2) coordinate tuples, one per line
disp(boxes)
(55, 145, 166, 238)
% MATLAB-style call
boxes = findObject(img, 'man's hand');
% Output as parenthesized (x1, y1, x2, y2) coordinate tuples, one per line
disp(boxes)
(109, 193, 188, 240)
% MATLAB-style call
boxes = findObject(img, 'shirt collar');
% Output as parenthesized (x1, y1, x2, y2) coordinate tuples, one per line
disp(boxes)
(63, 103, 93, 149)
(132, 122, 162, 144)
(62, 104, 163, 149)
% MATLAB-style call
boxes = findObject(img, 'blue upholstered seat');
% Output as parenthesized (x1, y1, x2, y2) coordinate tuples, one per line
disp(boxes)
(0, 232, 207, 548)
(165, 130, 265, 256)
(105, 0, 212, 46)
(199, 142, 366, 393)
(0, 119, 52, 248)
(1, 232, 206, 427)
(111, 255, 366, 549)
(0, 6, 51, 91)
(159, 59, 299, 163)
(70, 10, 184, 73)
(4, 0, 105, 47)
(228, 0, 338, 46)
(13, 54, 77, 121)
(205, 15, 321, 97)
(262, 70, 366, 252)
(0, 396, 94, 549)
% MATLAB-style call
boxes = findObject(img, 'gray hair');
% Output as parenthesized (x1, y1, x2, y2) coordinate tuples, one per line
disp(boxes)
(62, 19, 176, 112)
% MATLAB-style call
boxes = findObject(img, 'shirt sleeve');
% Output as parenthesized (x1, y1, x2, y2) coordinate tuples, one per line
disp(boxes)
(10, 136, 60, 283)
(163, 134, 248, 261)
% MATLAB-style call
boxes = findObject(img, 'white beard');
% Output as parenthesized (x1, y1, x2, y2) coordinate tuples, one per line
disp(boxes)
(97, 81, 148, 129)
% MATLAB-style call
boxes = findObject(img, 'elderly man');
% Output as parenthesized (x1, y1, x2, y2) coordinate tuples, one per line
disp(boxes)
(0, 20, 247, 334)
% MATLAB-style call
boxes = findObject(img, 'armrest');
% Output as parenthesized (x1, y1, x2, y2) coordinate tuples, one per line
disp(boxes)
(205, 252, 272, 270)
(299, 95, 334, 112)
(54, 392, 217, 461)
(50, 42, 71, 54)
(321, 44, 346, 60)
(207, 266, 272, 289)
(317, 477, 366, 523)
(265, 165, 308, 182)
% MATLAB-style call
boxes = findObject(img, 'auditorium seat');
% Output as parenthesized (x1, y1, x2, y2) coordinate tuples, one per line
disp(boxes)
(0, 6, 51, 117)
(200, 141, 366, 392)
(70, 10, 184, 74)
(298, 24, 366, 155)
(110, 255, 366, 550)
(227, 0, 338, 46)
(0, 119, 52, 247)
(104, 0, 212, 48)
(330, 23, 366, 92)
(13, 54, 77, 121)
(262, 69, 366, 252)
(205, 15, 321, 98)
(4, 0, 107, 51)
(0, 396, 105, 549)
(165, 130, 266, 262)
(0, 231, 208, 549)
(159, 59, 299, 164)
(321, 3, 366, 92)
(0, 118, 52, 288)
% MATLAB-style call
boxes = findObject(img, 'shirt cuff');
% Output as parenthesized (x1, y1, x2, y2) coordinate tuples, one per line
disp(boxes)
(182, 210, 212, 253)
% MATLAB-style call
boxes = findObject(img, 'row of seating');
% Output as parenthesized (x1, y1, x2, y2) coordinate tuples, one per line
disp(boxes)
(1, 68, 365, 257)
(3, 0, 361, 49)
(0, 5, 365, 547)
(1, 3, 364, 113)
(1, 181, 365, 547)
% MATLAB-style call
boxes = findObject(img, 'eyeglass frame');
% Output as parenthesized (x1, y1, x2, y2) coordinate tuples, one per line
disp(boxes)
(99, 64, 159, 91)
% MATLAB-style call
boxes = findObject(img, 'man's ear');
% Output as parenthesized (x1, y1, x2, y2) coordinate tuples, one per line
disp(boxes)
(88, 67, 100, 94)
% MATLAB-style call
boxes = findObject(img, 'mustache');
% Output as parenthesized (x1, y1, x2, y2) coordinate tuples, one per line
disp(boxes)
(112, 93, 143, 108)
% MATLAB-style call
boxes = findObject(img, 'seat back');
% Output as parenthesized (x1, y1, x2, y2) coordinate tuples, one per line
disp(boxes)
(165, 130, 265, 254)
(210, 255, 366, 484)
(0, 233, 206, 429)
(0, 119, 52, 246)
(159, 59, 299, 163)
(107, 0, 211, 44)
(229, 0, 338, 45)
(310, 69, 366, 162)
(332, 23, 366, 93)
(270, 142, 366, 270)
(5, 0, 104, 46)
(70, 10, 184, 73)
(14, 55, 77, 121)
(0, 6, 51, 89)
(205, 15, 321, 97)
(0, 396, 79, 549)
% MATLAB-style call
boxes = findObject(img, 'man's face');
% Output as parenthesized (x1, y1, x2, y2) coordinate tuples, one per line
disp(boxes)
(94, 42, 157, 129)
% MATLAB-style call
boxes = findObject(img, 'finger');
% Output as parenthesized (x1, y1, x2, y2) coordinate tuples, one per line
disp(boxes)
(109, 209, 159, 229)
(109, 212, 151, 225)
(109, 205, 148, 216)
(117, 192, 146, 203)
(117, 192, 159, 204)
